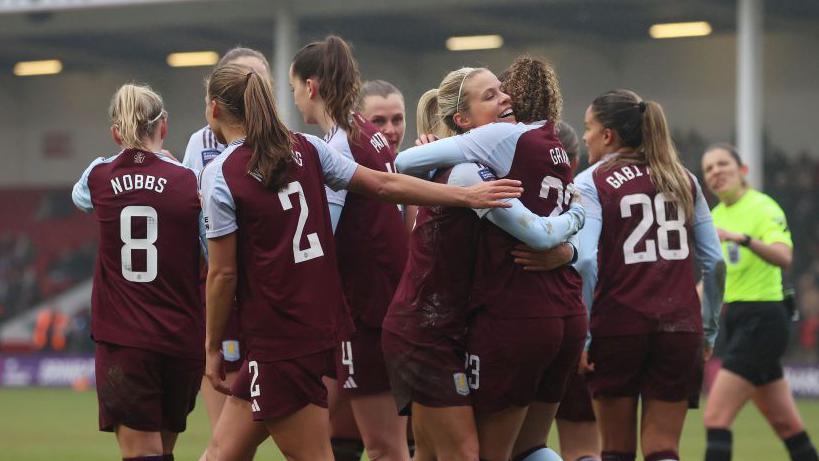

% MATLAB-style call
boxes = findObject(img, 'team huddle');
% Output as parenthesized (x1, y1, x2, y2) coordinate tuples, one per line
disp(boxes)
(71, 35, 816, 461)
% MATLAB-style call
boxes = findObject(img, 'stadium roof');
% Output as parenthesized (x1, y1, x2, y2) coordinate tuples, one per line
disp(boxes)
(1, 0, 817, 71)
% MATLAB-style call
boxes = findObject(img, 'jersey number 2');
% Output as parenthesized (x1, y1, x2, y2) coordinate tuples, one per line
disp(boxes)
(620, 193, 689, 264)
(120, 205, 158, 283)
(278, 181, 325, 264)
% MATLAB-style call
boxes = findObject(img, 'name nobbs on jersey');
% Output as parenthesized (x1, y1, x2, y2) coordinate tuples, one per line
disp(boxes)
(111, 173, 168, 195)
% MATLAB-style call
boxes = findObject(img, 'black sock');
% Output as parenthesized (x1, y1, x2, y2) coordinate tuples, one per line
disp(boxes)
(784, 431, 819, 461)
(601, 451, 635, 461)
(162, 455, 173, 461)
(705, 428, 732, 461)
(331, 437, 365, 461)
(645, 450, 678, 461)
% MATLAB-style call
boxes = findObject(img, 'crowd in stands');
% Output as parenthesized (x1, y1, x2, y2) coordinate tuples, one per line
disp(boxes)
(0, 189, 96, 327)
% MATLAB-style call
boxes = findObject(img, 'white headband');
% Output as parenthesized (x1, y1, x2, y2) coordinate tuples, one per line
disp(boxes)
(455, 72, 469, 112)
(148, 110, 166, 124)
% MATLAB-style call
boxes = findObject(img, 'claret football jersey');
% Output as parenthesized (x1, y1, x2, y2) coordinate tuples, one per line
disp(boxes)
(200, 133, 358, 361)
(72, 149, 203, 359)
(327, 114, 408, 329)
(452, 121, 584, 318)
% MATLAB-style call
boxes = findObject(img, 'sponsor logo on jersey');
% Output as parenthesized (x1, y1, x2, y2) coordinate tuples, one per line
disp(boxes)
(477, 164, 495, 182)
(222, 340, 240, 362)
(201, 149, 220, 166)
(343, 376, 358, 389)
(134, 152, 146, 164)
(453, 372, 470, 396)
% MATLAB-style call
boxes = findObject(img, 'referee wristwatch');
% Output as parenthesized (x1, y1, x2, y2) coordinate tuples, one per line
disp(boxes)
(738, 234, 753, 247)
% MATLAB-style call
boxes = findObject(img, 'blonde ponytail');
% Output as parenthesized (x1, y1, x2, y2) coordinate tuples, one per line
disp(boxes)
(416, 89, 450, 138)
(109, 83, 166, 151)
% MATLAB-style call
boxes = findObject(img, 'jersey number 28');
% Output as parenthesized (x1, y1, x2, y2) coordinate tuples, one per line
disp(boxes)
(620, 192, 688, 265)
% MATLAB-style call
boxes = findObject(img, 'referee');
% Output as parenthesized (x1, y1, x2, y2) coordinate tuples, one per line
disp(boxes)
(701, 143, 818, 461)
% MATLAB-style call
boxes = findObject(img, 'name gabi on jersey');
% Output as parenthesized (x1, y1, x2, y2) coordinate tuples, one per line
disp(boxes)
(550, 147, 570, 166)
(369, 132, 390, 153)
(111, 174, 167, 195)
(604, 165, 644, 189)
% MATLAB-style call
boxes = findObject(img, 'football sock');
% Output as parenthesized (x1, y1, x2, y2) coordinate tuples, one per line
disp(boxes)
(705, 428, 732, 461)
(330, 437, 365, 461)
(600, 451, 635, 461)
(644, 450, 678, 461)
(784, 431, 819, 461)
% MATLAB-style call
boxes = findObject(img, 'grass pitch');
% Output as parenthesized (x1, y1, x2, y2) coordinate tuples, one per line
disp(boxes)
(1, 388, 817, 460)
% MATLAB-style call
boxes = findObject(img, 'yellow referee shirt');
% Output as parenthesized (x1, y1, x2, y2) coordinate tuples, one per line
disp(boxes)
(711, 189, 792, 303)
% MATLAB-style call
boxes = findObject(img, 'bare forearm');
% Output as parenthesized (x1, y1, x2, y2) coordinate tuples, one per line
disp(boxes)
(367, 171, 471, 207)
(747, 240, 792, 268)
(205, 271, 236, 352)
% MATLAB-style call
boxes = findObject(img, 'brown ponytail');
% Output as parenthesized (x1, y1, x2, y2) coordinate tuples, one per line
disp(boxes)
(292, 35, 361, 138)
(592, 89, 694, 220)
(208, 63, 293, 190)
(499, 56, 563, 124)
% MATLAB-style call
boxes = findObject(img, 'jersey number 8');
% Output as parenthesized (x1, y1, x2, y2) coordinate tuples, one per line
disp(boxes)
(620, 192, 688, 265)
(120, 205, 158, 283)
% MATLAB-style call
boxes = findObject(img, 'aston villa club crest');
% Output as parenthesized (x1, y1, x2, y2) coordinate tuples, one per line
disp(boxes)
(134, 152, 146, 164)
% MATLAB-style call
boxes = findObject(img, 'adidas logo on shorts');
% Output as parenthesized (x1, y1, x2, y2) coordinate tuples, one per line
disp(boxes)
(343, 377, 358, 389)
(251, 399, 260, 412)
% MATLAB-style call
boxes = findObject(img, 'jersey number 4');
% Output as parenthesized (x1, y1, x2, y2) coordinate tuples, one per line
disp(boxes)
(120, 205, 158, 283)
(278, 181, 325, 264)
(620, 193, 688, 264)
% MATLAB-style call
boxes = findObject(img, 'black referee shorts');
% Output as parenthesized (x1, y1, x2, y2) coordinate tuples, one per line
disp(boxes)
(718, 301, 790, 386)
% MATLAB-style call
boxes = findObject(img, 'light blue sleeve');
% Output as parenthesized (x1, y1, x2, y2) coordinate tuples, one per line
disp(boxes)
(304, 134, 358, 191)
(447, 162, 585, 251)
(452, 122, 529, 177)
(72, 157, 105, 213)
(182, 131, 201, 172)
(198, 210, 209, 259)
(394, 137, 468, 178)
(691, 179, 725, 347)
(200, 160, 237, 239)
(572, 166, 602, 350)
(329, 203, 343, 234)
(394, 123, 527, 178)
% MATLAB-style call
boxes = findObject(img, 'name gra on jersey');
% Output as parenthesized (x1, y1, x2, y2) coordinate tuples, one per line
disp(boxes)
(549, 146, 570, 166)
(111, 174, 167, 195)
(369, 131, 390, 153)
(604, 165, 645, 189)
